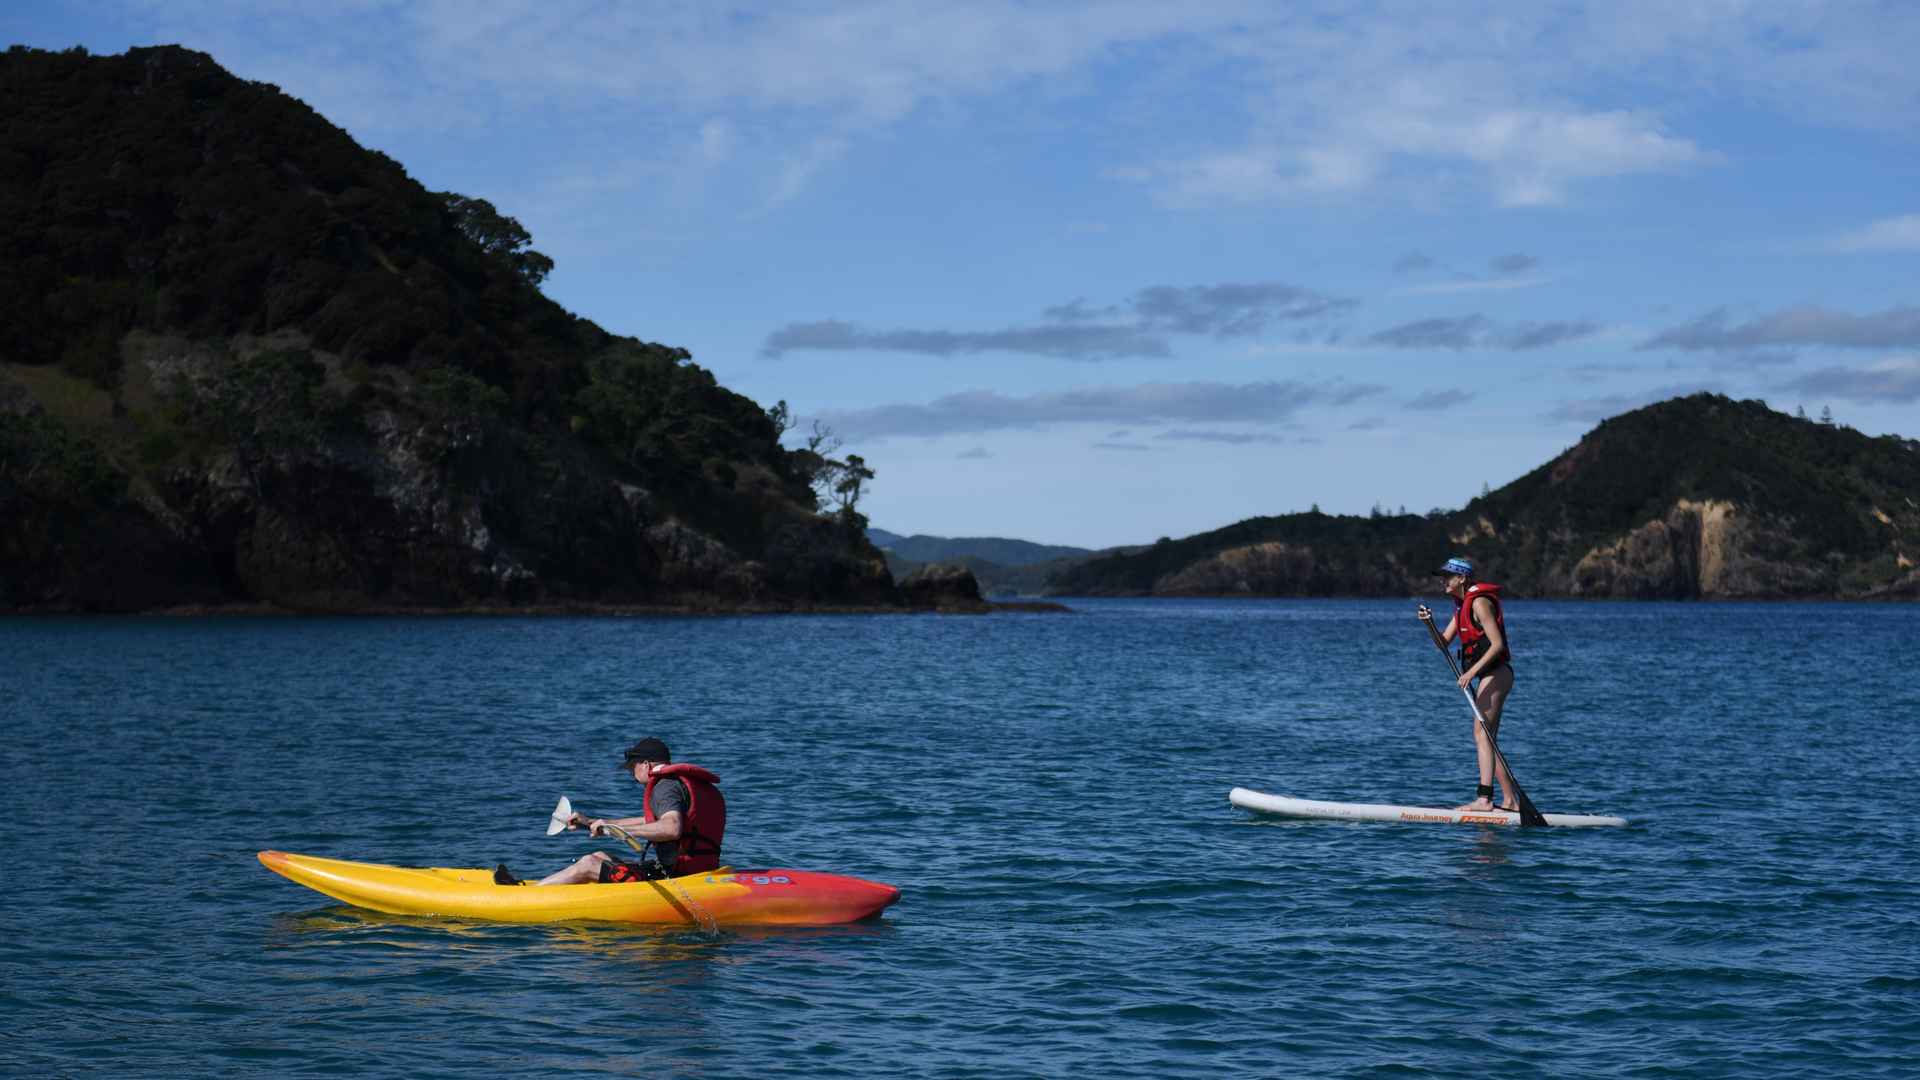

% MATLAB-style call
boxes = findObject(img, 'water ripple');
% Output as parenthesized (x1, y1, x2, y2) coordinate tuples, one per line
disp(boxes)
(3, 601, 1917, 1077)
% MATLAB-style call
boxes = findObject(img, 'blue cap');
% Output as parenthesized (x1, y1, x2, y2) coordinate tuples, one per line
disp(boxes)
(1434, 556, 1475, 578)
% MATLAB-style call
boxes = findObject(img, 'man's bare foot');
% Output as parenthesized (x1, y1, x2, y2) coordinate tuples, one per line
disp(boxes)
(1499, 804, 1520, 813)
(1455, 797, 1496, 811)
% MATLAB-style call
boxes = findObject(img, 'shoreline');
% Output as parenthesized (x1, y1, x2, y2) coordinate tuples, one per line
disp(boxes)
(9, 588, 1917, 616)
(0, 599, 1077, 617)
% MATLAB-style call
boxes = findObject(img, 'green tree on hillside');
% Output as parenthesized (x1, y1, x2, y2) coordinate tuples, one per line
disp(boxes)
(0, 410, 124, 502)
(436, 193, 555, 286)
(573, 344, 702, 474)
(832, 454, 874, 522)
(765, 403, 879, 520)
(167, 348, 357, 494)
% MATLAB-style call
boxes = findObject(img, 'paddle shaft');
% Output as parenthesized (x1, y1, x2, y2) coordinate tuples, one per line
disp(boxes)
(1422, 612, 1549, 827)
(597, 821, 719, 933)
(560, 810, 660, 860)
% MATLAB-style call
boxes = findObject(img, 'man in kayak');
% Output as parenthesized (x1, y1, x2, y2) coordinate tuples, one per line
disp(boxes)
(1418, 556, 1517, 813)
(495, 737, 727, 885)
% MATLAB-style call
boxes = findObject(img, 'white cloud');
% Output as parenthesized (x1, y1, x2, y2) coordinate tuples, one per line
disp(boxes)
(1406, 389, 1470, 411)
(95, 1, 1920, 211)
(1400, 275, 1551, 297)
(1547, 381, 1725, 423)
(1366, 316, 1603, 351)
(763, 137, 851, 211)
(814, 378, 1386, 439)
(397, 0, 1236, 123)
(1779, 356, 1920, 404)
(1645, 306, 1920, 351)
(1158, 429, 1301, 445)
(1831, 214, 1920, 253)
(1372, 105, 1718, 207)
(1115, 4, 1920, 207)
(1148, 145, 1380, 205)
(697, 120, 736, 168)
(762, 281, 1355, 359)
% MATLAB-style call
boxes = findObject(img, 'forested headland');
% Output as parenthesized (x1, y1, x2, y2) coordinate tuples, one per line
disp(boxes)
(1, 45, 898, 612)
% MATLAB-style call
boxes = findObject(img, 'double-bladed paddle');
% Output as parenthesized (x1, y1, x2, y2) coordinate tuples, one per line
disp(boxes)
(1418, 610, 1549, 827)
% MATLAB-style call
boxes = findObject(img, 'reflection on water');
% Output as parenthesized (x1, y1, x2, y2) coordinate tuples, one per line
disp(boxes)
(1463, 827, 1514, 869)
(272, 904, 895, 963)
(260, 901, 906, 1061)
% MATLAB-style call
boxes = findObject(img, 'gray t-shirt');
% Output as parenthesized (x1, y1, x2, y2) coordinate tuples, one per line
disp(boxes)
(646, 777, 689, 871)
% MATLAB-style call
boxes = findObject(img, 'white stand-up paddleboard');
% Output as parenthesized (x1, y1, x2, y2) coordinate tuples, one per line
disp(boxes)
(1229, 787, 1628, 828)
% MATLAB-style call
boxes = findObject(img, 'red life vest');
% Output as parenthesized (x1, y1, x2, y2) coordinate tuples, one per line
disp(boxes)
(1454, 582, 1510, 671)
(643, 764, 726, 876)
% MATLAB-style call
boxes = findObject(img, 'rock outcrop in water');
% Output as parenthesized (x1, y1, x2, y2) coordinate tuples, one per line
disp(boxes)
(896, 563, 991, 613)
(0, 45, 895, 613)
(1048, 395, 1920, 600)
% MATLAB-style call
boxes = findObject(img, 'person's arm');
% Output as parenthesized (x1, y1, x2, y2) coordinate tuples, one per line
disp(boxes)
(587, 812, 684, 843)
(1459, 596, 1505, 682)
(1419, 604, 1460, 644)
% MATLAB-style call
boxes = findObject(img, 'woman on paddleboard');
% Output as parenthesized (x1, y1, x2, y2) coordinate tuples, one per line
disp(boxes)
(1419, 557, 1517, 812)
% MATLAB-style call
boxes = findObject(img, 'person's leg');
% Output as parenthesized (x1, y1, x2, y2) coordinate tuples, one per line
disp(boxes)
(1477, 665, 1517, 809)
(1454, 665, 1513, 810)
(536, 851, 612, 886)
(1457, 727, 1496, 811)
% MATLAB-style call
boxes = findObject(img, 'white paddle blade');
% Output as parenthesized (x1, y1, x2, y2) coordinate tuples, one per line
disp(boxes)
(546, 795, 573, 836)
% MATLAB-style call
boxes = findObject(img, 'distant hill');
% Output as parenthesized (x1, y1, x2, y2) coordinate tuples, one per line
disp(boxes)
(865, 529, 1142, 596)
(0, 45, 892, 612)
(1048, 394, 1920, 600)
(867, 529, 1093, 566)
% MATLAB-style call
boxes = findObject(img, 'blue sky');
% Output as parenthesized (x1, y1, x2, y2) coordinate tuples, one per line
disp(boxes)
(12, 2, 1920, 548)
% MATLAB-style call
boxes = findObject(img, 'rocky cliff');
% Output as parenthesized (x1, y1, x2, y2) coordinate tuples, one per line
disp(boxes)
(1048, 395, 1920, 600)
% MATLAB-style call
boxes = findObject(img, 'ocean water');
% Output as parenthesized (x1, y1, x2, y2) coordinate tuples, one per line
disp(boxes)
(2, 599, 1916, 1078)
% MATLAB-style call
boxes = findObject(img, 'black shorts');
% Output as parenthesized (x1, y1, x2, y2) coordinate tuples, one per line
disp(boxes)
(599, 853, 645, 880)
(1465, 654, 1512, 679)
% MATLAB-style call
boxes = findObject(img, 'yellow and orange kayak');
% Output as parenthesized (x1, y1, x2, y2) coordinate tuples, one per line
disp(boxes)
(258, 850, 901, 926)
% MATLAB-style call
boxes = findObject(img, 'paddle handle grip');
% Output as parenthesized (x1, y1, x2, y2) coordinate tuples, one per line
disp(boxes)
(1419, 607, 1457, 671)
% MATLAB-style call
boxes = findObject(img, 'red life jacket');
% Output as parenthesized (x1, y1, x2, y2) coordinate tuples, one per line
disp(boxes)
(1454, 582, 1511, 671)
(643, 764, 726, 876)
